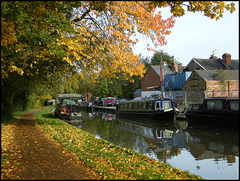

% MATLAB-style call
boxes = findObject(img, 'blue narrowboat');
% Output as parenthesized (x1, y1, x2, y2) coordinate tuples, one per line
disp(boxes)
(117, 98, 176, 119)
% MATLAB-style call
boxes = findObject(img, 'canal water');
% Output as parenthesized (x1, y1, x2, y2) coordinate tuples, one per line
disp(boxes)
(64, 110, 239, 180)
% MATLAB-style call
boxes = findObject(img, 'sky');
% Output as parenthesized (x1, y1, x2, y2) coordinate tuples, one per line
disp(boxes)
(132, 1, 239, 66)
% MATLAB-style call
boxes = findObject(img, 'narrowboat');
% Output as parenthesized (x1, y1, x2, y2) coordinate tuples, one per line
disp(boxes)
(184, 98, 239, 124)
(116, 98, 176, 119)
(55, 99, 82, 120)
(78, 101, 95, 110)
(98, 97, 117, 106)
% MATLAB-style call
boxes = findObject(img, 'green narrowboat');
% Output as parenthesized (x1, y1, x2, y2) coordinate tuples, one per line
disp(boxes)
(116, 98, 176, 119)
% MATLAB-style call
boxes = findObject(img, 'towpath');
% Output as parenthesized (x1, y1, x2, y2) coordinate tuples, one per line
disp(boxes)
(1, 108, 101, 180)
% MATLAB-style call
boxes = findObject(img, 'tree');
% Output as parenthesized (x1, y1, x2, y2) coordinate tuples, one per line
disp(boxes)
(151, 51, 175, 65)
(139, 55, 151, 71)
(1, 1, 236, 117)
(2, 1, 235, 82)
(76, 72, 96, 100)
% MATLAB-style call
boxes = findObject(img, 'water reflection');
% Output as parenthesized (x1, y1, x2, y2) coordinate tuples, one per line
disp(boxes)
(63, 110, 239, 179)
(63, 118, 83, 128)
(184, 122, 239, 163)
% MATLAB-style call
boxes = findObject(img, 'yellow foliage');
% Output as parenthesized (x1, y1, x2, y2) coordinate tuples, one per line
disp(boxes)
(35, 94, 52, 107)
(1, 1, 236, 83)
(1, 17, 18, 46)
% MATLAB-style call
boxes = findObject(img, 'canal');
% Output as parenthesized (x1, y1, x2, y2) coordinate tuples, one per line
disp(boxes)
(64, 110, 239, 180)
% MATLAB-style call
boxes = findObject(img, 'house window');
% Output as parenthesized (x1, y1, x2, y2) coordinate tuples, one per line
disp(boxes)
(207, 100, 222, 109)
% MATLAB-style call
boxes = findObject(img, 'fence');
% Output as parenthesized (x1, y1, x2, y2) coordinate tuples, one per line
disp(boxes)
(205, 90, 239, 98)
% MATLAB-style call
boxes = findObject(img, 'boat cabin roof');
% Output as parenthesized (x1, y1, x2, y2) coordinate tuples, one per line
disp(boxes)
(204, 97, 239, 101)
(119, 98, 172, 104)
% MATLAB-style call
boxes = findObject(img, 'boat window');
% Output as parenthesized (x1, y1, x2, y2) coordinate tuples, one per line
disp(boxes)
(192, 105, 199, 110)
(119, 104, 122, 109)
(207, 100, 222, 109)
(132, 103, 135, 109)
(162, 131, 173, 139)
(156, 101, 160, 110)
(230, 101, 239, 111)
(145, 102, 148, 109)
(162, 101, 171, 109)
(126, 103, 129, 109)
(148, 102, 154, 110)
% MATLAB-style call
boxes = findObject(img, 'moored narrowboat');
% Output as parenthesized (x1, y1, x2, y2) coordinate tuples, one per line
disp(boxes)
(78, 101, 95, 110)
(55, 99, 82, 120)
(116, 98, 176, 119)
(184, 98, 239, 124)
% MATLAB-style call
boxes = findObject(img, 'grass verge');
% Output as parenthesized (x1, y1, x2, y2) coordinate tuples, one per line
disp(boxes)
(1, 107, 39, 126)
(35, 106, 203, 180)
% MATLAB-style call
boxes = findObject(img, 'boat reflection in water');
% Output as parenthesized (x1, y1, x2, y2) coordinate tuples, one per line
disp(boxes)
(63, 116, 83, 129)
(116, 118, 187, 163)
(96, 111, 116, 121)
(184, 121, 239, 164)
(65, 110, 238, 179)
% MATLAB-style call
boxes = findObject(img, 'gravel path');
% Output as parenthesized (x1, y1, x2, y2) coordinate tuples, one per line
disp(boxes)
(1, 108, 101, 180)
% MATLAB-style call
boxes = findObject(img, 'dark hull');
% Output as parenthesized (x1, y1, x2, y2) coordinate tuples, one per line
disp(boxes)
(79, 105, 95, 111)
(55, 104, 82, 120)
(116, 110, 175, 120)
(184, 98, 239, 127)
(185, 110, 239, 127)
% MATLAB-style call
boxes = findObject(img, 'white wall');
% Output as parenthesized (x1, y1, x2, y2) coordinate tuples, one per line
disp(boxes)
(141, 91, 162, 98)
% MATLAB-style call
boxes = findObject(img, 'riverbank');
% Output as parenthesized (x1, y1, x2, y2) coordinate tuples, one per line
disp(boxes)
(2, 106, 203, 180)
(1, 107, 101, 180)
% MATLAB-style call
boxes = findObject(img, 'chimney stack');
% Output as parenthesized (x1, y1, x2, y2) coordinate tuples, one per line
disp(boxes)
(209, 54, 218, 59)
(222, 53, 231, 67)
(163, 61, 168, 66)
(172, 60, 178, 72)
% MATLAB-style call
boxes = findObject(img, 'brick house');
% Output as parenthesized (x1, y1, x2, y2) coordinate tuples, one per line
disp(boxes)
(141, 62, 177, 98)
(181, 53, 239, 105)
(182, 69, 239, 104)
(183, 53, 239, 71)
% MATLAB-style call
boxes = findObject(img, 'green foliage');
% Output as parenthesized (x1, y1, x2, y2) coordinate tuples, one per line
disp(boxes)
(1, 1, 235, 123)
(139, 56, 151, 71)
(151, 51, 175, 65)
(214, 69, 230, 82)
(95, 73, 141, 99)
